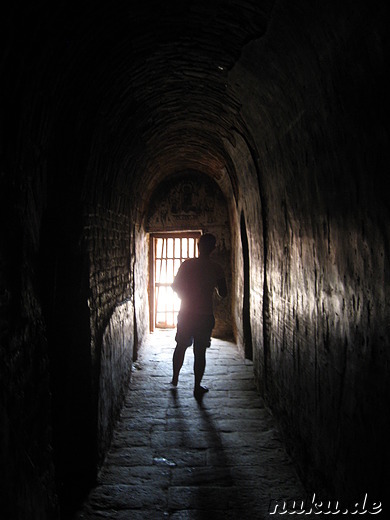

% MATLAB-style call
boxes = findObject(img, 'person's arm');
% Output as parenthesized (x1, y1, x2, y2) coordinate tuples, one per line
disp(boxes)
(172, 262, 187, 299)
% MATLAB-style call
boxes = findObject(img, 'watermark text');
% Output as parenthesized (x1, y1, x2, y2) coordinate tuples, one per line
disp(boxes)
(269, 493, 382, 515)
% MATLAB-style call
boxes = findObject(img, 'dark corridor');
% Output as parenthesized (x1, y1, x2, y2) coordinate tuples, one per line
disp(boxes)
(1, 1, 389, 519)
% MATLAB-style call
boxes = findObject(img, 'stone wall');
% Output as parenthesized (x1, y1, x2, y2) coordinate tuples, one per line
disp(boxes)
(230, 0, 389, 499)
(98, 300, 134, 459)
(224, 131, 265, 364)
(0, 10, 57, 515)
(0, 215, 57, 518)
(134, 227, 150, 344)
(84, 206, 135, 461)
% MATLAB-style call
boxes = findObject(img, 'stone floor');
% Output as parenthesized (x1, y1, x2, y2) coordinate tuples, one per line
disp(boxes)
(75, 329, 313, 519)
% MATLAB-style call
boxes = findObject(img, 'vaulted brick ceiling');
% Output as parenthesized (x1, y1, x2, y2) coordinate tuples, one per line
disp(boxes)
(28, 1, 274, 203)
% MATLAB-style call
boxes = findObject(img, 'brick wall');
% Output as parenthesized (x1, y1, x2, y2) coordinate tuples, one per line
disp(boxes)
(84, 206, 136, 460)
(230, 0, 390, 500)
(0, 168, 58, 518)
(224, 132, 265, 365)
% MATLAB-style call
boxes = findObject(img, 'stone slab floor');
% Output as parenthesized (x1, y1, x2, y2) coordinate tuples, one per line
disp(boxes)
(75, 330, 314, 519)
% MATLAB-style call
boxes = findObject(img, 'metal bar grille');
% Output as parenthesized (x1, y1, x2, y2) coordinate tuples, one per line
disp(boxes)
(154, 233, 199, 328)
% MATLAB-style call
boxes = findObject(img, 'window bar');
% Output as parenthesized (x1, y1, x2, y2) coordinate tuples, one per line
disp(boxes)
(156, 237, 166, 326)
(172, 239, 175, 326)
(163, 238, 167, 325)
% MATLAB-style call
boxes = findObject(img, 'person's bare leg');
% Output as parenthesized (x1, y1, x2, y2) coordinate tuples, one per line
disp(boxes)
(194, 345, 208, 395)
(172, 343, 187, 386)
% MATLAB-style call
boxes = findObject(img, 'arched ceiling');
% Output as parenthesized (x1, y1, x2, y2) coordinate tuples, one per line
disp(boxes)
(26, 0, 275, 205)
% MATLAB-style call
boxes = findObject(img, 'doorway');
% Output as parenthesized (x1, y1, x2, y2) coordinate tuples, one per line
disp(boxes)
(240, 212, 253, 360)
(149, 232, 201, 330)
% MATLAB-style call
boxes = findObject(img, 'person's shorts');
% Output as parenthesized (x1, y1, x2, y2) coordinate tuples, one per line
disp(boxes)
(175, 312, 215, 349)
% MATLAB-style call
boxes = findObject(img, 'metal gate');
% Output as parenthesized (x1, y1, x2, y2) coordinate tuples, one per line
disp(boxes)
(150, 232, 201, 329)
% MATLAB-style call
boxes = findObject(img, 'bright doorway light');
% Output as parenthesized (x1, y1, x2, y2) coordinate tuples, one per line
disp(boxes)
(151, 233, 201, 328)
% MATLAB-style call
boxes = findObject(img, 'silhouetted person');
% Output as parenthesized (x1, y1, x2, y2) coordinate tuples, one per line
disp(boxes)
(171, 233, 227, 398)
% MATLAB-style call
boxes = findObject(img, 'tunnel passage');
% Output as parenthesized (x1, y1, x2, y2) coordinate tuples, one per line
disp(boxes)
(1, 1, 389, 518)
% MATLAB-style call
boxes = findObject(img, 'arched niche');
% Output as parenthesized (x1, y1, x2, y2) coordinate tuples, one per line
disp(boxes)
(146, 170, 233, 339)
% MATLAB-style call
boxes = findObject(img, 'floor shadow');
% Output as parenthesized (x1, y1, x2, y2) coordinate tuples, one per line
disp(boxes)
(193, 398, 236, 517)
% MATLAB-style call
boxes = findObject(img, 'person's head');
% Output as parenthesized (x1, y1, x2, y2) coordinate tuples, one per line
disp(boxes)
(198, 233, 216, 256)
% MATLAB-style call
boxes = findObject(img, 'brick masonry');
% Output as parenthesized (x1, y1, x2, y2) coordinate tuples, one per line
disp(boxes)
(1, 1, 389, 519)
(84, 206, 136, 461)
